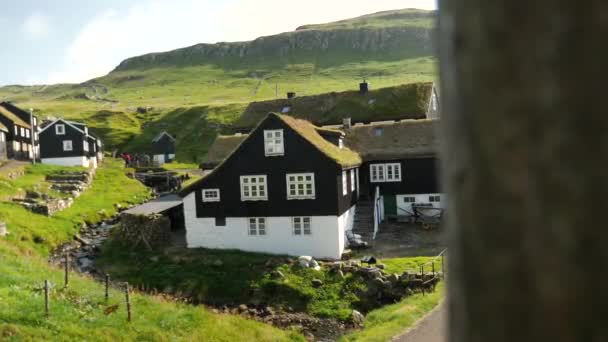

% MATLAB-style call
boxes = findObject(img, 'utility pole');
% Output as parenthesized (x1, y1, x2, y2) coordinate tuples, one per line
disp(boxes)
(29, 108, 36, 164)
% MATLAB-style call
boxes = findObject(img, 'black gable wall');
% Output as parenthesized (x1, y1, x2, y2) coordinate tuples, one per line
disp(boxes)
(191, 115, 355, 218)
(152, 135, 175, 155)
(39, 122, 86, 158)
(359, 158, 439, 198)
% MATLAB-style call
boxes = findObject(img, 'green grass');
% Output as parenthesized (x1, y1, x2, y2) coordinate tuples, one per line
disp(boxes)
(97, 245, 442, 322)
(0, 159, 301, 341)
(340, 283, 444, 342)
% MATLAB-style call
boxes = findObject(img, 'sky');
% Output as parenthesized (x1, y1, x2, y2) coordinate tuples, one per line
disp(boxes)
(0, 0, 437, 86)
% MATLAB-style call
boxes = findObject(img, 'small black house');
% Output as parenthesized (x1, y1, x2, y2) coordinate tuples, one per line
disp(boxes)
(180, 113, 362, 259)
(344, 119, 442, 218)
(38, 119, 93, 167)
(0, 102, 39, 160)
(151, 131, 176, 165)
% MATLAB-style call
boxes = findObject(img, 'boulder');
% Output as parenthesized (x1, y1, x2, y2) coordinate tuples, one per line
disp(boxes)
(309, 259, 321, 271)
(351, 310, 365, 326)
(376, 263, 385, 270)
(238, 304, 248, 313)
(298, 256, 313, 268)
(311, 279, 324, 288)
(386, 273, 400, 284)
(271, 270, 285, 279)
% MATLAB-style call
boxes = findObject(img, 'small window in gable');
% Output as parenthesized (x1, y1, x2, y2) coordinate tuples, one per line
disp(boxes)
(63, 140, 73, 151)
(56, 124, 66, 135)
(287, 173, 315, 199)
(202, 189, 221, 202)
(264, 129, 284, 156)
(293, 217, 312, 236)
(373, 127, 383, 136)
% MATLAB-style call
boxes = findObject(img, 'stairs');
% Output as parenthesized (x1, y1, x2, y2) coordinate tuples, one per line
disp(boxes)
(352, 200, 375, 241)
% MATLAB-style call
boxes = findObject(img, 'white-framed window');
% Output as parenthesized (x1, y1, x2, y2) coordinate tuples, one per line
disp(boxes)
(63, 140, 73, 151)
(386, 163, 401, 182)
(350, 169, 356, 191)
(25, 129, 30, 138)
(202, 189, 221, 202)
(240, 175, 268, 201)
(342, 171, 348, 195)
(83, 140, 89, 151)
(34, 133, 38, 140)
(264, 129, 284, 156)
(14, 141, 20, 151)
(20, 127, 25, 137)
(429, 195, 441, 202)
(286, 173, 315, 199)
(0, 133, 4, 142)
(33, 117, 37, 126)
(370, 164, 386, 182)
(404, 196, 416, 203)
(356, 168, 360, 193)
(14, 126, 18, 135)
(56, 124, 65, 135)
(248, 217, 266, 236)
(371, 163, 401, 182)
(292, 217, 312, 236)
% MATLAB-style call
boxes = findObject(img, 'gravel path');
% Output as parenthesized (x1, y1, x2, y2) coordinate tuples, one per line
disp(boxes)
(393, 302, 446, 342)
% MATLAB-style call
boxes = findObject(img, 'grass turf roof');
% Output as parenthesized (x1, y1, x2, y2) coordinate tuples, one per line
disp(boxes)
(0, 105, 30, 128)
(200, 134, 249, 168)
(274, 113, 361, 168)
(344, 119, 439, 161)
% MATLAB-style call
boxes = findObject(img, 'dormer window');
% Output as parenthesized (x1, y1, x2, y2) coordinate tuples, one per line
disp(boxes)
(264, 130, 284, 156)
(56, 124, 65, 135)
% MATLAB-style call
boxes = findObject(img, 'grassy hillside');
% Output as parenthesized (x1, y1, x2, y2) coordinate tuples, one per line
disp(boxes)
(0, 161, 301, 341)
(0, 9, 436, 161)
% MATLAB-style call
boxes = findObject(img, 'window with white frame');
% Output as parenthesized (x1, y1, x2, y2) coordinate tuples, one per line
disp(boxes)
(0, 133, 4, 142)
(371, 163, 401, 182)
(202, 189, 220, 202)
(240, 175, 268, 200)
(14, 141, 20, 151)
(404, 196, 416, 203)
(286, 173, 315, 199)
(63, 140, 73, 151)
(370, 164, 386, 182)
(14, 126, 18, 135)
(20, 127, 25, 137)
(293, 217, 311, 236)
(429, 195, 441, 202)
(248, 217, 266, 236)
(83, 140, 89, 151)
(33, 117, 37, 126)
(386, 163, 401, 182)
(264, 129, 284, 156)
(350, 169, 356, 191)
(342, 171, 348, 195)
(25, 129, 30, 138)
(56, 124, 65, 135)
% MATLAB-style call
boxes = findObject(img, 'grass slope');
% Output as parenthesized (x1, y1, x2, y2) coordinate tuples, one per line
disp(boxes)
(0, 9, 436, 161)
(0, 161, 301, 341)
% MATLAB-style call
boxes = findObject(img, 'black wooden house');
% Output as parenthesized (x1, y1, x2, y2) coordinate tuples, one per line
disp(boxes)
(151, 131, 176, 165)
(180, 113, 362, 259)
(0, 102, 39, 160)
(0, 122, 8, 161)
(38, 119, 93, 167)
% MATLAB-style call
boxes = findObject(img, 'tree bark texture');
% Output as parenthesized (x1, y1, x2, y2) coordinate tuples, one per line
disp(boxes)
(438, 1, 608, 341)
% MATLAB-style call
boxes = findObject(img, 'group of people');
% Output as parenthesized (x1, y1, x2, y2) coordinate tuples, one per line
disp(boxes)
(119, 152, 152, 167)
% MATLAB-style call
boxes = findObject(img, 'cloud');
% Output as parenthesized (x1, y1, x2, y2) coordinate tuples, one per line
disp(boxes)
(23, 12, 51, 40)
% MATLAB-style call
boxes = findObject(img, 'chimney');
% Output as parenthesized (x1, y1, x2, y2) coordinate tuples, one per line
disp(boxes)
(342, 118, 352, 129)
(287, 92, 296, 99)
(359, 80, 369, 94)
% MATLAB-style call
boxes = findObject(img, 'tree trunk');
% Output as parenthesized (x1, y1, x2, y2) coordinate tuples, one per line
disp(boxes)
(438, 1, 608, 341)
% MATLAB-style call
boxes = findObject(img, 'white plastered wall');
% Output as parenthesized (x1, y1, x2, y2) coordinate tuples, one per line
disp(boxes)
(41, 156, 90, 167)
(183, 193, 354, 259)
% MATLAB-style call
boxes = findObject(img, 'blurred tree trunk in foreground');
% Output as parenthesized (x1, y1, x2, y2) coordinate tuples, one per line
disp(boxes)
(438, 1, 608, 341)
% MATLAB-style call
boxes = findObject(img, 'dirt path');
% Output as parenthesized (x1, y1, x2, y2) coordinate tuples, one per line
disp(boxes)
(393, 302, 446, 342)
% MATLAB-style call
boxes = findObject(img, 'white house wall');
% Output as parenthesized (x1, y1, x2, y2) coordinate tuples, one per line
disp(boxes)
(396, 193, 445, 215)
(184, 193, 350, 259)
(41, 156, 90, 167)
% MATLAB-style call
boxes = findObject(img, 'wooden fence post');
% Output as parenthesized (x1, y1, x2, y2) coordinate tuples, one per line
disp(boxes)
(64, 252, 69, 288)
(44, 280, 50, 318)
(125, 282, 132, 322)
(105, 274, 110, 302)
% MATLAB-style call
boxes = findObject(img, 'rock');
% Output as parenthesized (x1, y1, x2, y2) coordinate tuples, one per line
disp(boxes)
(376, 263, 385, 270)
(213, 259, 224, 266)
(149, 256, 160, 262)
(264, 306, 275, 316)
(309, 259, 321, 271)
(330, 262, 343, 271)
(298, 256, 313, 268)
(271, 270, 285, 279)
(238, 304, 248, 312)
(337, 270, 345, 279)
(386, 273, 400, 284)
(351, 310, 365, 326)
(163, 286, 175, 294)
(0, 222, 7, 237)
(74, 234, 91, 245)
(311, 279, 324, 287)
